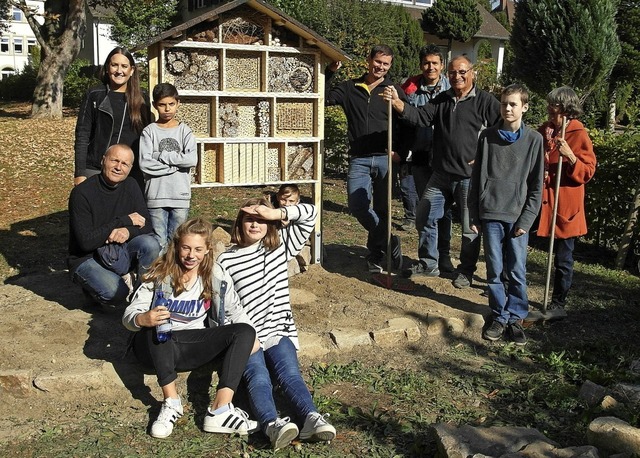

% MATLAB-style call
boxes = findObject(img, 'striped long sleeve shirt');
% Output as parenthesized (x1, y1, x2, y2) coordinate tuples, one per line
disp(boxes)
(216, 203, 317, 350)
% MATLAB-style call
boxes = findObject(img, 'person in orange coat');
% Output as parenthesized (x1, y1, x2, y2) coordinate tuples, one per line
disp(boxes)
(537, 86, 596, 310)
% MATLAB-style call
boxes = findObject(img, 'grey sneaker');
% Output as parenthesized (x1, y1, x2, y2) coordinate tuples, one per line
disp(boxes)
(482, 320, 504, 341)
(402, 262, 440, 278)
(150, 398, 183, 439)
(265, 417, 299, 450)
(299, 412, 336, 442)
(507, 322, 527, 346)
(203, 404, 259, 435)
(452, 273, 472, 289)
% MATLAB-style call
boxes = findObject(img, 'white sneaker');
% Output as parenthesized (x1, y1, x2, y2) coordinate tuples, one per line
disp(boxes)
(150, 398, 183, 438)
(265, 416, 299, 450)
(299, 412, 336, 442)
(203, 404, 259, 435)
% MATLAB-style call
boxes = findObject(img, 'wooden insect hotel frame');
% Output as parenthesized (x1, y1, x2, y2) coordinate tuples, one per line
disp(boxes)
(135, 0, 348, 264)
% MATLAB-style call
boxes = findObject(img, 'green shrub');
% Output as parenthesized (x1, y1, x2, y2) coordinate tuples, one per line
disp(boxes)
(63, 59, 100, 108)
(586, 129, 640, 249)
(0, 63, 37, 101)
(324, 105, 349, 173)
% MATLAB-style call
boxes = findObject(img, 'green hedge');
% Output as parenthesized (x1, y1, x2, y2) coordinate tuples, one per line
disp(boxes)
(586, 129, 640, 249)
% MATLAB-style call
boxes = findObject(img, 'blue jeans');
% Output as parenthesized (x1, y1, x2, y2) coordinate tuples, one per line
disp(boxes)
(413, 165, 452, 257)
(552, 237, 575, 306)
(416, 171, 480, 274)
(72, 234, 160, 306)
(395, 163, 418, 221)
(243, 337, 316, 428)
(483, 221, 529, 324)
(148, 207, 189, 253)
(347, 155, 390, 257)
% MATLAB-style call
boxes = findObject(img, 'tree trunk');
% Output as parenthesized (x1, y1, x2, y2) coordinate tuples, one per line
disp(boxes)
(615, 175, 640, 269)
(30, 0, 86, 119)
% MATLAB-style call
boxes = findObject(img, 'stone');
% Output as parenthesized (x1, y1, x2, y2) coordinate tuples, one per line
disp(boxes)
(446, 317, 465, 336)
(433, 423, 600, 457)
(386, 317, 421, 342)
(433, 423, 559, 457)
(587, 416, 640, 454)
(426, 313, 447, 336)
(296, 245, 312, 269)
(465, 312, 485, 331)
(329, 328, 371, 350)
(288, 257, 301, 276)
(290, 288, 317, 305)
(298, 331, 330, 359)
(212, 226, 231, 245)
(630, 359, 640, 374)
(612, 382, 640, 407)
(579, 380, 608, 407)
(370, 327, 405, 347)
(601, 395, 619, 410)
(211, 240, 227, 262)
(0, 370, 32, 398)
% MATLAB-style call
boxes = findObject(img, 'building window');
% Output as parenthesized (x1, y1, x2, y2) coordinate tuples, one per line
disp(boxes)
(1, 38, 8, 53)
(14, 37, 23, 54)
(196, 0, 205, 8)
(415, 0, 433, 4)
(27, 38, 36, 54)
(12, 7, 23, 22)
(1, 67, 15, 80)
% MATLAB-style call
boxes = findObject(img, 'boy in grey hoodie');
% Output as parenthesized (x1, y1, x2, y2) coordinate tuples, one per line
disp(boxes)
(139, 83, 197, 252)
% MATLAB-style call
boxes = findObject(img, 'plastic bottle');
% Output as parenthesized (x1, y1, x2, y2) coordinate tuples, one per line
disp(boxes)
(153, 290, 172, 342)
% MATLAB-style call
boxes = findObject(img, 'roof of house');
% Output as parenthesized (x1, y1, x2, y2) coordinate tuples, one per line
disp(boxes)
(131, 0, 349, 62)
(405, 3, 510, 40)
(492, 0, 516, 26)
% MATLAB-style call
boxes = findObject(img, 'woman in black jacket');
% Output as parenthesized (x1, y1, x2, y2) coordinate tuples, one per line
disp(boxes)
(74, 47, 151, 188)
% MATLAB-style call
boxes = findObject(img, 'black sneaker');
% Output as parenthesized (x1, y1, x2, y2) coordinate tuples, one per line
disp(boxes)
(438, 257, 455, 273)
(482, 320, 504, 341)
(507, 322, 527, 346)
(452, 273, 472, 289)
(402, 262, 439, 278)
(390, 235, 403, 270)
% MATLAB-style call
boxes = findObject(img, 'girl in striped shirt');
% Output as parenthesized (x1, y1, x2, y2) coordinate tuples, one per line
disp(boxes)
(217, 197, 336, 450)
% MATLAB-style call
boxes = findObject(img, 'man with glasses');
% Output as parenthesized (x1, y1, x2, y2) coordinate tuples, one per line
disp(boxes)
(384, 56, 501, 289)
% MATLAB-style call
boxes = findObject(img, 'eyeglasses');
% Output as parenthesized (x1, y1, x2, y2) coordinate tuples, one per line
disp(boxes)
(548, 103, 563, 109)
(448, 69, 470, 76)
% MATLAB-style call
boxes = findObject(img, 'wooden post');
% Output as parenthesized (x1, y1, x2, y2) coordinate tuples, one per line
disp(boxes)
(543, 117, 568, 313)
(615, 175, 640, 269)
(386, 99, 393, 285)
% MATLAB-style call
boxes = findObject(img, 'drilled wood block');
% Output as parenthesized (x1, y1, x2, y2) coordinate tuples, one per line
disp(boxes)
(178, 98, 211, 137)
(268, 54, 315, 93)
(220, 98, 260, 137)
(164, 48, 219, 91)
(221, 143, 267, 183)
(225, 51, 261, 91)
(287, 144, 314, 180)
(276, 100, 314, 137)
(200, 143, 218, 183)
(220, 11, 265, 45)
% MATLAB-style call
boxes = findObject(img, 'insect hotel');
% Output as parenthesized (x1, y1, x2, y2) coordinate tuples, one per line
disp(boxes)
(134, 0, 348, 264)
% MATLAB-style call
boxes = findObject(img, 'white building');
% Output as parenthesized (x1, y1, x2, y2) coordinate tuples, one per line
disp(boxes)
(0, 1, 43, 79)
(0, 2, 118, 80)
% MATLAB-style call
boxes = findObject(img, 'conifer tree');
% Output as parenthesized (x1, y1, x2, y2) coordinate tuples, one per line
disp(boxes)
(509, 0, 620, 98)
(421, 0, 482, 57)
